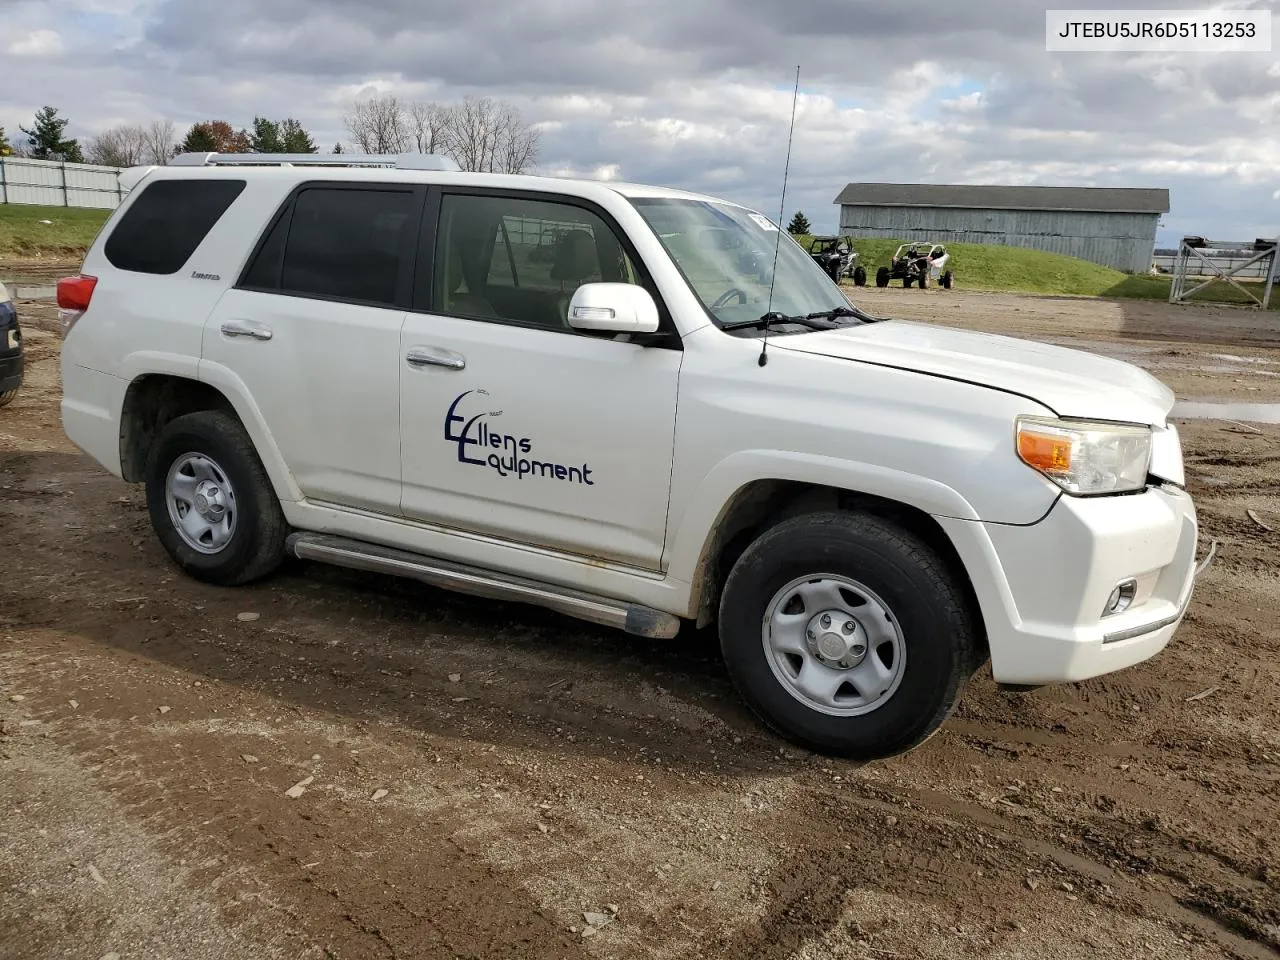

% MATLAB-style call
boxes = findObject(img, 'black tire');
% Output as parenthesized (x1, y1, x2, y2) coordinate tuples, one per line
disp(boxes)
(144, 410, 288, 586)
(852, 266, 867, 287)
(718, 511, 978, 759)
(918, 269, 928, 289)
(875, 267, 890, 288)
(941, 271, 953, 289)
(0, 389, 17, 408)
(902, 275, 913, 288)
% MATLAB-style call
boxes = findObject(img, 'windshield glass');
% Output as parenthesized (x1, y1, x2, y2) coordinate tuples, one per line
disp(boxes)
(629, 197, 850, 328)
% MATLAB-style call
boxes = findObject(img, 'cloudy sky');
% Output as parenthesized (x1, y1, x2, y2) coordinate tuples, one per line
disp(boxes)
(3, 0, 1278, 245)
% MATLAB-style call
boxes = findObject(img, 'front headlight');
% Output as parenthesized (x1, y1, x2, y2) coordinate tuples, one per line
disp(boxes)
(1015, 416, 1152, 495)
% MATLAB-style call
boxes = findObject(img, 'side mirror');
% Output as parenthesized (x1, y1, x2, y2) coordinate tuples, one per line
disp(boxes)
(567, 283, 660, 335)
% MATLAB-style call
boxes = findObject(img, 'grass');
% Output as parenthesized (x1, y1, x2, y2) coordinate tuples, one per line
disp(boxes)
(0, 204, 112, 258)
(795, 233, 1280, 309)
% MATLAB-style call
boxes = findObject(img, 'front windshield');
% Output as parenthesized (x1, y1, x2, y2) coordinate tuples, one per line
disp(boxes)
(629, 197, 850, 327)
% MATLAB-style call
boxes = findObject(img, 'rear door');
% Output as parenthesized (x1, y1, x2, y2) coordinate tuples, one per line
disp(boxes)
(202, 182, 424, 514)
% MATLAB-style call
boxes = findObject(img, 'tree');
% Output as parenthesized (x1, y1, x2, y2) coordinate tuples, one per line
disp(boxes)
(332, 142, 343, 154)
(0, 127, 11, 158)
(142, 119, 175, 163)
(441, 96, 539, 174)
(250, 116, 283, 153)
(787, 211, 811, 235)
(408, 101, 448, 154)
(179, 121, 250, 154)
(87, 124, 148, 166)
(343, 95, 409, 153)
(279, 118, 316, 153)
(19, 106, 83, 162)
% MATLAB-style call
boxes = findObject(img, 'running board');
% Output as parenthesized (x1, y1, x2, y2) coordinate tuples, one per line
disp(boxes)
(285, 532, 682, 640)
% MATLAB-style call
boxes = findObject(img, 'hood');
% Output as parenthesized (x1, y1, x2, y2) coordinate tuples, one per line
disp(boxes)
(774, 319, 1174, 425)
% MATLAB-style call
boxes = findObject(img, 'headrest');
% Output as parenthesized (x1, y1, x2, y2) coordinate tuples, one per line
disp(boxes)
(550, 230, 600, 282)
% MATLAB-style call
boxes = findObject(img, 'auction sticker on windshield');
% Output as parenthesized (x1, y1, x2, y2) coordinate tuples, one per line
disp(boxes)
(748, 213, 777, 231)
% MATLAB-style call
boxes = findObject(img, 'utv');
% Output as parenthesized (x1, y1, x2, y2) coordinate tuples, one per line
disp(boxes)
(807, 236, 867, 286)
(875, 243, 953, 289)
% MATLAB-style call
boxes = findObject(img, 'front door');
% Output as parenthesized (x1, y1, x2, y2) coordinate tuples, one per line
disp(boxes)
(398, 189, 682, 571)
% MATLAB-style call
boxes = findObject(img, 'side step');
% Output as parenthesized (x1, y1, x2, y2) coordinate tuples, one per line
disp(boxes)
(285, 532, 682, 640)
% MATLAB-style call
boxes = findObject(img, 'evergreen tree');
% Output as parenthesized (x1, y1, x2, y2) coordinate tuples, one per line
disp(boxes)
(19, 106, 84, 162)
(786, 210, 812, 235)
(279, 118, 317, 153)
(332, 142, 344, 154)
(0, 127, 11, 158)
(250, 116, 283, 153)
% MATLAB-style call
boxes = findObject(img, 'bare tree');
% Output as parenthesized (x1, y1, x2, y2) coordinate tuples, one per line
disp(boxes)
(343, 95, 409, 153)
(408, 100, 449, 154)
(142, 119, 175, 163)
(87, 123, 148, 167)
(441, 96, 539, 174)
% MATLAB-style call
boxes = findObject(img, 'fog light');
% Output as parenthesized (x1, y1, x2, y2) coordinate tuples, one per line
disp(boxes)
(1102, 579, 1138, 617)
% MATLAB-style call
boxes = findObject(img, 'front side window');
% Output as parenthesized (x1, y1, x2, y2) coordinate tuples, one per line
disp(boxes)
(242, 186, 416, 307)
(434, 193, 640, 330)
(629, 197, 848, 328)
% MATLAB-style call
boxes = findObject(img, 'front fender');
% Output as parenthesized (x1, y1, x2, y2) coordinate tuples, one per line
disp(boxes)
(663, 449, 981, 586)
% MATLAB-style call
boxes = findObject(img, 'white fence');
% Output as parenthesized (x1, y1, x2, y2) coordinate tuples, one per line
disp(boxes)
(1151, 252, 1272, 279)
(0, 156, 125, 209)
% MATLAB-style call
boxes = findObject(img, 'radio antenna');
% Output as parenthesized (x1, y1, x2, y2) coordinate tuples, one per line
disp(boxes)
(760, 64, 801, 368)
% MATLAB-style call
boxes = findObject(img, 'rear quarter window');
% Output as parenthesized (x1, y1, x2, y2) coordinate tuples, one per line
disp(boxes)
(104, 179, 246, 275)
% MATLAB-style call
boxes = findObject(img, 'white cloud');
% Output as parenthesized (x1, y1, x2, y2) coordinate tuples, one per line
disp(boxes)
(6, 29, 63, 57)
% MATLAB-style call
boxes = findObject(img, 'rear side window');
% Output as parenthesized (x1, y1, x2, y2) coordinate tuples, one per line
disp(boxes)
(241, 187, 416, 307)
(104, 179, 245, 275)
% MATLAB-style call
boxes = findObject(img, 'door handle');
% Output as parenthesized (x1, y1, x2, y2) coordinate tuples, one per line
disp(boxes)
(406, 346, 466, 370)
(221, 320, 273, 341)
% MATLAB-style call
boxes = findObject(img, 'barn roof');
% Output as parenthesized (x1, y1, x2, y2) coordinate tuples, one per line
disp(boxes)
(833, 182, 1169, 215)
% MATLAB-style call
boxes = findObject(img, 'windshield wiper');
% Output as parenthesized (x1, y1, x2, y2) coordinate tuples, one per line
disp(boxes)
(804, 305, 883, 324)
(720, 311, 834, 332)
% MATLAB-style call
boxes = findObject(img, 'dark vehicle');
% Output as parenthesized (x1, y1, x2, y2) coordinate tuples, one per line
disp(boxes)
(875, 243, 953, 289)
(0, 283, 22, 407)
(807, 236, 866, 286)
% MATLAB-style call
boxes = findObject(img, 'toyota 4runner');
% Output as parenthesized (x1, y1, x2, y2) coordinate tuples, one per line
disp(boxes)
(57, 152, 1202, 759)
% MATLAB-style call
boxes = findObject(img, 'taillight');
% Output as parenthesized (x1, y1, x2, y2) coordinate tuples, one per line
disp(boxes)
(56, 274, 97, 337)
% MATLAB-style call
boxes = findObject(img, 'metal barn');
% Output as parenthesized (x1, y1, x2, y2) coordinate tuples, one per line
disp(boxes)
(834, 183, 1170, 273)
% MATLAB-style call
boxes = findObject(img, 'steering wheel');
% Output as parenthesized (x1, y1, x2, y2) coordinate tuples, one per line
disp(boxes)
(711, 287, 748, 309)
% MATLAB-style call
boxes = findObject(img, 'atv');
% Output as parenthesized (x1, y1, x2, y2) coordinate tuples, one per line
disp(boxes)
(875, 243, 953, 289)
(807, 236, 866, 286)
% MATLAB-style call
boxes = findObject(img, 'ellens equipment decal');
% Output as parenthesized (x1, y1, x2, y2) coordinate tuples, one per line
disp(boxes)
(444, 389, 594, 485)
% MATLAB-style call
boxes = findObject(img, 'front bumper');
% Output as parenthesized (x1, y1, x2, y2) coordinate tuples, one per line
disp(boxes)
(0, 351, 21, 393)
(938, 483, 1200, 686)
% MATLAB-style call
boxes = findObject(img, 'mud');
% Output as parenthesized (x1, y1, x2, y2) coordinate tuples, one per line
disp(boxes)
(2, 278, 1278, 959)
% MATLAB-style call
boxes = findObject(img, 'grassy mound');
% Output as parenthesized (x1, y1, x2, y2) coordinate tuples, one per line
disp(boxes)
(0, 205, 112, 258)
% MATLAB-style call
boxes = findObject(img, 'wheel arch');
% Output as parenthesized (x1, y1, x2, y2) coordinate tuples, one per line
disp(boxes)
(119, 370, 301, 503)
(685, 478, 988, 661)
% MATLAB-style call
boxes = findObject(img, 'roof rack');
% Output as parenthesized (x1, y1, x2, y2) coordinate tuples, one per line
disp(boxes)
(168, 152, 460, 172)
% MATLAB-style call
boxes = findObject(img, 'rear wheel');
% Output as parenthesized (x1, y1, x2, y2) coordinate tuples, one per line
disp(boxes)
(718, 511, 978, 759)
(902, 274, 913, 288)
(918, 269, 929, 289)
(852, 266, 867, 287)
(875, 267, 890, 288)
(145, 410, 288, 586)
(941, 271, 953, 289)
(0, 389, 17, 408)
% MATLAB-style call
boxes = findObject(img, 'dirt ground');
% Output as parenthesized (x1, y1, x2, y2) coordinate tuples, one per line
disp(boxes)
(2, 275, 1278, 960)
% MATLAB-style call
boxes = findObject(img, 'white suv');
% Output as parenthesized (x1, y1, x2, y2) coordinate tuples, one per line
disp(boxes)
(58, 152, 1202, 758)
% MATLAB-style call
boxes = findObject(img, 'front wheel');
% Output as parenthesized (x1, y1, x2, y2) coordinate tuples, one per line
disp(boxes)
(145, 410, 288, 586)
(852, 266, 867, 287)
(875, 267, 890, 288)
(718, 511, 978, 759)
(941, 271, 953, 289)
(0, 388, 17, 408)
